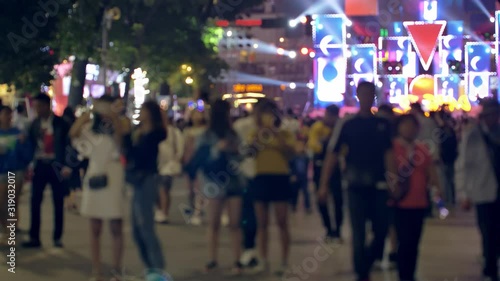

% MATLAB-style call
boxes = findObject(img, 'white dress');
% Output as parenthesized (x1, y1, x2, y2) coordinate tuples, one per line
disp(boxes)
(73, 124, 126, 219)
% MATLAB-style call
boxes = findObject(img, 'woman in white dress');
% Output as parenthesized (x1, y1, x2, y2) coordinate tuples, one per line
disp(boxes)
(69, 96, 128, 281)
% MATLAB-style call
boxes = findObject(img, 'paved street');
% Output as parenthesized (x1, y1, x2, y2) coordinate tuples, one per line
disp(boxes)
(0, 178, 485, 281)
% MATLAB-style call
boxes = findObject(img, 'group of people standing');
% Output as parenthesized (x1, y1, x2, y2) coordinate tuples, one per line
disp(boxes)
(0, 81, 499, 281)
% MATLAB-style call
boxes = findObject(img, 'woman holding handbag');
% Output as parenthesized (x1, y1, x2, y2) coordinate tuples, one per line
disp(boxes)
(156, 115, 185, 224)
(69, 96, 128, 281)
(392, 114, 443, 281)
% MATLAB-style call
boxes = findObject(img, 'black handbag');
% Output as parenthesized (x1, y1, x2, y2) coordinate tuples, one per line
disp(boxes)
(88, 175, 108, 190)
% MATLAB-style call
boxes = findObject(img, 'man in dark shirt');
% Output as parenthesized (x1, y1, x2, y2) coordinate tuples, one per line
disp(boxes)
(318, 82, 396, 281)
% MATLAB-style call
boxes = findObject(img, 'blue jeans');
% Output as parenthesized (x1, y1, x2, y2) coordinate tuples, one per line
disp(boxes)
(132, 175, 165, 270)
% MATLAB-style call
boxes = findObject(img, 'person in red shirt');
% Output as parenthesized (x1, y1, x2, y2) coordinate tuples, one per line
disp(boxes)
(392, 114, 442, 281)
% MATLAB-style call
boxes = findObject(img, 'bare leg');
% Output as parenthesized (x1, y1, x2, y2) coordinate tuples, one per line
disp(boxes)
(188, 177, 196, 210)
(274, 202, 290, 265)
(109, 219, 124, 272)
(163, 177, 173, 217)
(254, 201, 269, 261)
(158, 184, 168, 214)
(90, 219, 103, 278)
(207, 198, 224, 265)
(227, 197, 243, 264)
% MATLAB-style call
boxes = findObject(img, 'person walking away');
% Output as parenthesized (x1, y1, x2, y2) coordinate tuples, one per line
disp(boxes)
(186, 99, 244, 274)
(0, 105, 34, 245)
(250, 99, 296, 276)
(435, 110, 458, 206)
(308, 104, 343, 242)
(318, 82, 396, 281)
(23, 93, 72, 248)
(123, 101, 169, 281)
(182, 110, 207, 225)
(233, 110, 258, 267)
(290, 138, 311, 214)
(392, 114, 443, 281)
(456, 99, 500, 281)
(70, 96, 127, 281)
(156, 116, 184, 224)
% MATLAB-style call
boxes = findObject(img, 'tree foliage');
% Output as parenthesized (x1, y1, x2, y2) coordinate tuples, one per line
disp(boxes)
(0, 0, 67, 93)
(0, 0, 265, 96)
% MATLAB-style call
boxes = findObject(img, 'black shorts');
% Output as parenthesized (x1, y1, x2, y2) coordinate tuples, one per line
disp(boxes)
(253, 175, 293, 202)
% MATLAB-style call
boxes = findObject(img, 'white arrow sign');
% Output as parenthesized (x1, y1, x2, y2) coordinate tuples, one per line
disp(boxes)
(319, 35, 338, 56)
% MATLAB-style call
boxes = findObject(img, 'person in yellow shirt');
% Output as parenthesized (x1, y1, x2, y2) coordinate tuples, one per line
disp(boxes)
(307, 104, 343, 242)
(248, 98, 295, 276)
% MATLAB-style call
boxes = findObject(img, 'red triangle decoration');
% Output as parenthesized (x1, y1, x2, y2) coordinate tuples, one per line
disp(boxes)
(404, 21, 446, 71)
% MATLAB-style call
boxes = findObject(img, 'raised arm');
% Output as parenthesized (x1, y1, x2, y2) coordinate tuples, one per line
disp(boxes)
(69, 112, 91, 140)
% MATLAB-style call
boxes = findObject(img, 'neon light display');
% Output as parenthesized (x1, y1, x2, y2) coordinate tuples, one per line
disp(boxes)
(311, 6, 498, 109)
(314, 52, 346, 104)
(404, 21, 446, 71)
(465, 43, 492, 102)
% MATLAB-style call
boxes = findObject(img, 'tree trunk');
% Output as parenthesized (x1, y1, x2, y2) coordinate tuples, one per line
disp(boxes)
(123, 67, 133, 105)
(68, 58, 88, 108)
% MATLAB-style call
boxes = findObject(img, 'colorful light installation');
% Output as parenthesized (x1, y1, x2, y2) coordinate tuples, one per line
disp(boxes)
(435, 75, 460, 99)
(384, 76, 408, 104)
(496, 11, 500, 102)
(313, 15, 345, 57)
(465, 43, 491, 102)
(313, 15, 347, 106)
(350, 44, 376, 82)
(314, 52, 346, 104)
(404, 21, 446, 71)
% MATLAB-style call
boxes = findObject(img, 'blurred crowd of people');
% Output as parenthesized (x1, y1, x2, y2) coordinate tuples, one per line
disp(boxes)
(0, 81, 499, 281)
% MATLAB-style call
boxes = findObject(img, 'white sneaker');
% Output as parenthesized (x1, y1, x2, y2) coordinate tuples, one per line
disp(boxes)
(239, 249, 257, 266)
(155, 209, 168, 223)
(190, 215, 202, 226)
(221, 213, 229, 226)
(373, 260, 387, 271)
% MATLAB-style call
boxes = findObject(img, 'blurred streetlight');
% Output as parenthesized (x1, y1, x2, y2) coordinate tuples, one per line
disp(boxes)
(289, 82, 296, 89)
(185, 77, 194, 85)
(288, 51, 297, 59)
(186, 66, 192, 72)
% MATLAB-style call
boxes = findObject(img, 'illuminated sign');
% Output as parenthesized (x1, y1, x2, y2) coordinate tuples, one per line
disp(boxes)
(404, 21, 446, 71)
(398, 94, 471, 112)
(233, 84, 263, 93)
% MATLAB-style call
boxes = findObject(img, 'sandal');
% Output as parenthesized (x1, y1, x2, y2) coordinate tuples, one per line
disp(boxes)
(204, 261, 218, 273)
